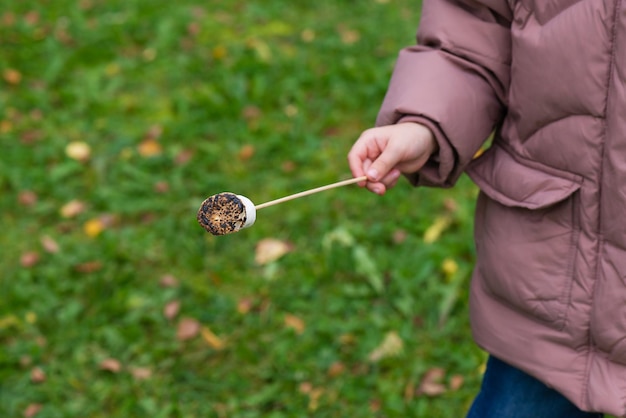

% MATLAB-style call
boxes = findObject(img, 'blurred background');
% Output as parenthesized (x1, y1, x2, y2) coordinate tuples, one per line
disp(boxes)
(0, 1, 484, 416)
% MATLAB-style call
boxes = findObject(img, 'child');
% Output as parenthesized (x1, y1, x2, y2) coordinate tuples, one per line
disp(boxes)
(348, 1, 626, 417)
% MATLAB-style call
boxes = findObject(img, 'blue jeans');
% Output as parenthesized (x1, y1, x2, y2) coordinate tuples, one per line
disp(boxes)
(467, 356, 604, 418)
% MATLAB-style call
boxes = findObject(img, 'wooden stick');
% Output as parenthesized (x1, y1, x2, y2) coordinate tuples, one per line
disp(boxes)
(255, 176, 367, 210)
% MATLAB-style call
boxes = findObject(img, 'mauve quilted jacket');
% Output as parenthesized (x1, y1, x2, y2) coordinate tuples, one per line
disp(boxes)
(376, 0, 626, 415)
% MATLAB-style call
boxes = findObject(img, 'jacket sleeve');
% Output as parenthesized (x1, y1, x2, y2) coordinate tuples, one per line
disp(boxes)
(376, 0, 512, 187)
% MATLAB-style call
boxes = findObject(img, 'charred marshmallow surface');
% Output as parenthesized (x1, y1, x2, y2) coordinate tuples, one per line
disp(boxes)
(197, 193, 255, 235)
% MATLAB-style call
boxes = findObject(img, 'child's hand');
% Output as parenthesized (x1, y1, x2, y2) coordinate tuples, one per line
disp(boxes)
(348, 122, 437, 195)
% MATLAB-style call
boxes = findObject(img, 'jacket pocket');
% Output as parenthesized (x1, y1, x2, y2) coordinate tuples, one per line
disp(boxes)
(467, 144, 583, 329)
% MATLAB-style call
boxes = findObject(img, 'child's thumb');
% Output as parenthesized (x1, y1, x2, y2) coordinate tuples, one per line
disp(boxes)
(366, 148, 400, 182)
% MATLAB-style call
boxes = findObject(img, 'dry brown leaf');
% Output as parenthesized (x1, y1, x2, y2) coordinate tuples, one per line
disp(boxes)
(177, 317, 201, 341)
(392, 229, 408, 244)
(255, 238, 293, 265)
(238, 144, 255, 161)
(20, 252, 40, 268)
(24, 403, 43, 418)
(3, 68, 21, 85)
(30, 367, 46, 383)
(40, 235, 60, 254)
(236, 297, 253, 315)
(174, 149, 194, 165)
(299, 382, 313, 394)
(18, 190, 37, 206)
(100, 358, 122, 373)
(201, 326, 225, 350)
(284, 313, 305, 334)
(417, 367, 447, 397)
(138, 138, 162, 157)
(163, 300, 180, 320)
(159, 274, 179, 288)
(144, 125, 163, 140)
(281, 161, 296, 172)
(60, 200, 86, 218)
(74, 261, 102, 273)
(327, 361, 346, 378)
(154, 181, 169, 193)
(130, 367, 152, 381)
(449, 374, 464, 391)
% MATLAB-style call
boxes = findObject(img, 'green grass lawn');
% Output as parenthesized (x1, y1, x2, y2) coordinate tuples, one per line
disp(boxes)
(0, 1, 487, 416)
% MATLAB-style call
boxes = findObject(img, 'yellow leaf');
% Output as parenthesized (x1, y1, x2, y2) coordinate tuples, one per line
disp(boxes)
(301, 29, 315, 42)
(284, 313, 305, 334)
(423, 216, 451, 244)
(0, 315, 20, 330)
(84, 218, 104, 237)
(201, 326, 226, 350)
(65, 141, 91, 162)
(25, 312, 37, 324)
(368, 331, 403, 362)
(441, 258, 458, 278)
(255, 238, 293, 265)
(212, 45, 227, 60)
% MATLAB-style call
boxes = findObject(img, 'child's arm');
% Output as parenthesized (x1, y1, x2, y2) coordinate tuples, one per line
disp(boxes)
(351, 0, 513, 192)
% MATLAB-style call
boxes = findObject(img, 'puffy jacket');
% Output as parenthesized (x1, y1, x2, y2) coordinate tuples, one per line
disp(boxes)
(377, 0, 626, 415)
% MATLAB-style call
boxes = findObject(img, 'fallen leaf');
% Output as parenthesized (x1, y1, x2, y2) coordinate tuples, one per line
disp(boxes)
(74, 260, 102, 273)
(84, 218, 105, 237)
(423, 216, 451, 244)
(284, 313, 305, 334)
(369, 399, 381, 413)
(338, 25, 360, 44)
(20, 252, 40, 268)
(154, 181, 169, 193)
(40, 235, 60, 254)
(130, 367, 152, 381)
(144, 125, 163, 140)
(301, 28, 315, 42)
(163, 300, 180, 320)
(449, 374, 464, 391)
(212, 45, 227, 60)
(137, 139, 162, 157)
(0, 119, 12, 133)
(368, 331, 403, 362)
(299, 382, 313, 394)
(65, 141, 91, 162)
(238, 144, 255, 161)
(3, 68, 21, 85)
(236, 297, 253, 315)
(201, 326, 225, 350)
(417, 367, 447, 397)
(174, 149, 194, 165)
(30, 367, 46, 383)
(255, 238, 293, 265)
(100, 358, 122, 373)
(60, 200, 86, 218)
(392, 229, 408, 244)
(327, 361, 346, 378)
(177, 317, 201, 341)
(159, 274, 179, 288)
(24, 403, 42, 418)
(18, 190, 37, 206)
(442, 258, 458, 278)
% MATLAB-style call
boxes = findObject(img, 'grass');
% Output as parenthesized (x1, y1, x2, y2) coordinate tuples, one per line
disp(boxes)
(0, 1, 487, 416)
